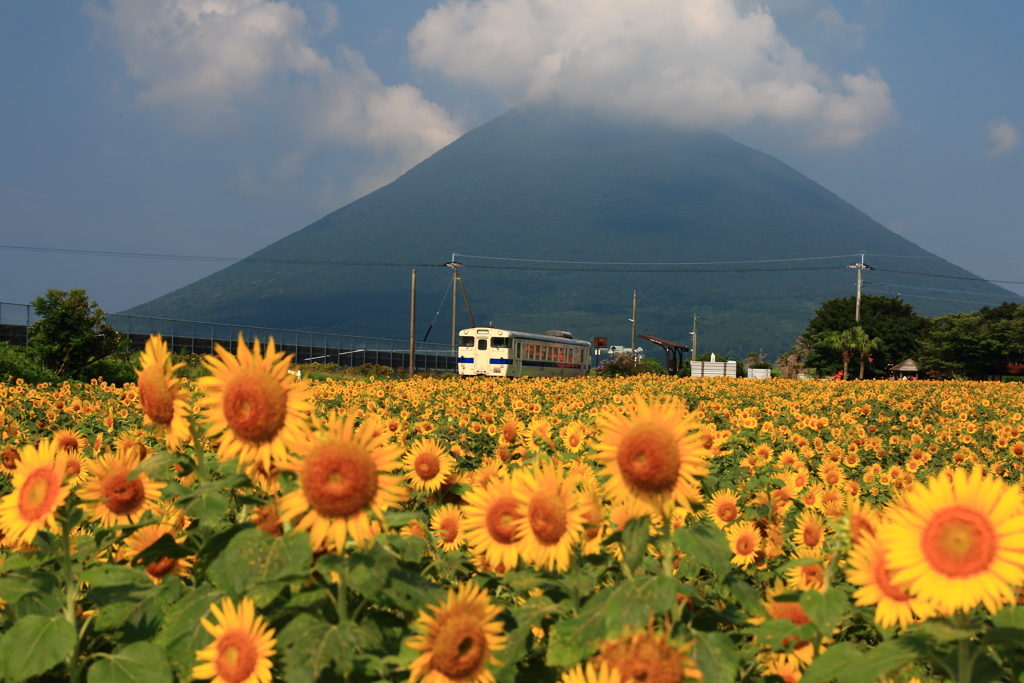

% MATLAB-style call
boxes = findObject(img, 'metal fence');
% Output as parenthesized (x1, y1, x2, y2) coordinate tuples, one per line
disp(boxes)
(0, 302, 456, 373)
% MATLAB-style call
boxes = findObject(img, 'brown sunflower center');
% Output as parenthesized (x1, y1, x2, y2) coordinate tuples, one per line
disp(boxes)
(502, 422, 518, 443)
(146, 556, 179, 580)
(215, 629, 259, 683)
(18, 468, 60, 521)
(922, 505, 997, 577)
(414, 451, 441, 481)
(606, 635, 687, 683)
(65, 460, 82, 478)
(1, 447, 20, 469)
(430, 612, 488, 678)
(616, 423, 680, 494)
(101, 472, 147, 515)
(528, 491, 568, 545)
(300, 442, 378, 518)
(568, 433, 582, 447)
(801, 522, 822, 548)
(439, 516, 460, 543)
(222, 369, 288, 444)
(138, 365, 176, 426)
(716, 502, 738, 523)
(485, 495, 521, 545)
(56, 435, 80, 453)
(735, 532, 757, 556)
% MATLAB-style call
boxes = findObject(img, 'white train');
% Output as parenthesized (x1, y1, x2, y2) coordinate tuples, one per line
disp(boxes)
(457, 328, 592, 378)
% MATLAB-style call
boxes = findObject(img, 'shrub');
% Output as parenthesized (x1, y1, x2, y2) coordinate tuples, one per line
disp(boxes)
(0, 342, 59, 384)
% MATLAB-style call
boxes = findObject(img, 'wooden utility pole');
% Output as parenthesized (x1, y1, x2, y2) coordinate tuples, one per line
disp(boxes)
(631, 290, 637, 357)
(847, 254, 874, 323)
(409, 269, 416, 377)
(448, 255, 459, 352)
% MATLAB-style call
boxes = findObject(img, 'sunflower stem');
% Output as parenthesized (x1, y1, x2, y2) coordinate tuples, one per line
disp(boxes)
(187, 414, 210, 483)
(958, 637, 971, 683)
(61, 518, 81, 683)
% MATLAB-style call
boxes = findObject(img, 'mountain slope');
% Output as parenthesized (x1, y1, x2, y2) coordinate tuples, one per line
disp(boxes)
(125, 107, 1015, 358)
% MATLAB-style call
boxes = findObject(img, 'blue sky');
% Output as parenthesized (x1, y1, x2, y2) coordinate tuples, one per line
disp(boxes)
(1, 0, 1021, 321)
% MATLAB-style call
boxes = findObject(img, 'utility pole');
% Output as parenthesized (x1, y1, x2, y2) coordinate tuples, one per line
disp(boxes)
(445, 255, 461, 353)
(631, 290, 637, 357)
(409, 269, 416, 377)
(691, 314, 698, 361)
(847, 254, 874, 323)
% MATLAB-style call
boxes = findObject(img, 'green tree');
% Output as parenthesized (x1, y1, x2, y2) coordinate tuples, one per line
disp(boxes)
(848, 326, 885, 380)
(804, 295, 926, 378)
(28, 289, 124, 378)
(918, 302, 1024, 379)
(819, 329, 856, 380)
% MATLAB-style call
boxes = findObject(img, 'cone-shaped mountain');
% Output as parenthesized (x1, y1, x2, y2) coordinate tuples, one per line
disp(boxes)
(125, 107, 1014, 358)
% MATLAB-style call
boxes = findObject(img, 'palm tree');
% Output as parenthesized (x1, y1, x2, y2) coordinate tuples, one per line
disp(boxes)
(849, 326, 884, 379)
(819, 329, 856, 380)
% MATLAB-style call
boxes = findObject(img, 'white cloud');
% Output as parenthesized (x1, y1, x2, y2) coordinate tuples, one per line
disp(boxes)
(88, 0, 462, 197)
(409, 0, 893, 147)
(985, 118, 1020, 158)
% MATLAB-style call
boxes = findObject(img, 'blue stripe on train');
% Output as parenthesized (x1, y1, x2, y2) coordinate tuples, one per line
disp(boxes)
(489, 359, 510, 365)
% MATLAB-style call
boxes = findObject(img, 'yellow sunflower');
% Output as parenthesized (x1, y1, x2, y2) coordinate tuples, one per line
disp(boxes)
(193, 596, 277, 683)
(593, 397, 708, 515)
(462, 478, 522, 573)
(199, 333, 311, 470)
(785, 548, 826, 592)
(727, 520, 763, 569)
(79, 451, 165, 527)
(707, 489, 740, 528)
(52, 427, 87, 454)
(878, 467, 1024, 614)
(278, 414, 405, 552)
(0, 439, 70, 545)
(559, 421, 589, 454)
(512, 462, 584, 573)
(431, 504, 466, 553)
(136, 334, 191, 451)
(560, 663, 623, 683)
(846, 535, 934, 630)
(792, 510, 828, 552)
(120, 523, 193, 584)
(407, 582, 507, 683)
(404, 439, 456, 493)
(593, 620, 701, 683)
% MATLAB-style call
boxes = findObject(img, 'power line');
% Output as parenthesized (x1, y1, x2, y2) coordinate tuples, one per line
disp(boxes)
(865, 280, 1024, 300)
(860, 287, 1015, 307)
(873, 267, 1024, 287)
(0, 244, 442, 269)
(455, 252, 864, 265)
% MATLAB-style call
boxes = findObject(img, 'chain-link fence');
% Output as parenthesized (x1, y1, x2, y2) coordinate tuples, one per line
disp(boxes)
(0, 303, 456, 372)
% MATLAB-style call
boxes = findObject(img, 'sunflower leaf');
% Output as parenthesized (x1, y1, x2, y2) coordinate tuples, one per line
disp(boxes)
(544, 589, 613, 666)
(86, 642, 173, 683)
(673, 522, 732, 580)
(799, 642, 864, 683)
(278, 614, 360, 683)
(151, 585, 226, 682)
(603, 575, 679, 632)
(801, 588, 848, 635)
(0, 614, 76, 682)
(694, 630, 740, 683)
(620, 515, 650, 572)
(206, 529, 312, 605)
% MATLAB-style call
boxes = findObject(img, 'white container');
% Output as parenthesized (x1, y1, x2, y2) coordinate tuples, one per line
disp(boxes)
(747, 368, 771, 379)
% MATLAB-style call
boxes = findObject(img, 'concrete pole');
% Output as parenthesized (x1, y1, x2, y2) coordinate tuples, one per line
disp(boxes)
(631, 290, 637, 357)
(410, 269, 416, 377)
(451, 257, 458, 353)
(692, 313, 697, 360)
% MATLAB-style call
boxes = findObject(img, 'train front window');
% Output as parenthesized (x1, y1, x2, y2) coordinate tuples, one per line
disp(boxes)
(459, 336, 474, 347)
(491, 337, 509, 349)
(477, 339, 487, 351)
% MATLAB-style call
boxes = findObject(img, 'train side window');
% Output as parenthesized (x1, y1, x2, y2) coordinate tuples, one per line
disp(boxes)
(516, 342, 522, 358)
(491, 337, 509, 349)
(477, 339, 487, 351)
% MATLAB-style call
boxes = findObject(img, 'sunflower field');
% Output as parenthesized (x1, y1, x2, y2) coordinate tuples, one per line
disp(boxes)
(2, 334, 1024, 683)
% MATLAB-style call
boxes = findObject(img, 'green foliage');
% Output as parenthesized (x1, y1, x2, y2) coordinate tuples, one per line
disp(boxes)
(805, 295, 926, 378)
(29, 288, 125, 379)
(918, 302, 1024, 379)
(0, 342, 59, 384)
(596, 354, 665, 377)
